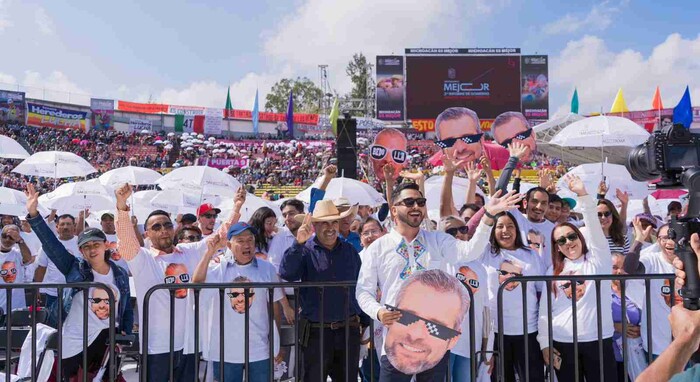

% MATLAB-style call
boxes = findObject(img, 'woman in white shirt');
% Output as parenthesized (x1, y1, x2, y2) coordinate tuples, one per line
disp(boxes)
(483, 212, 545, 382)
(538, 175, 617, 381)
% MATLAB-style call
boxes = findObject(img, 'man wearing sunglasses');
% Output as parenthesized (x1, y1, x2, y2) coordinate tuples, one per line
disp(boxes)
(433, 107, 484, 164)
(114, 183, 245, 382)
(357, 182, 521, 380)
(197, 203, 222, 238)
(192, 222, 283, 382)
(492, 111, 537, 162)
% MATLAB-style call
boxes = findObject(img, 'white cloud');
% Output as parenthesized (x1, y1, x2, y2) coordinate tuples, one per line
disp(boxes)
(542, 1, 619, 35)
(0, 0, 12, 32)
(0, 70, 91, 105)
(550, 33, 700, 115)
(34, 6, 53, 35)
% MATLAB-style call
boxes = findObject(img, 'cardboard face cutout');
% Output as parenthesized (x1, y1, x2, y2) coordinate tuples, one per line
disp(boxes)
(492, 111, 537, 162)
(229, 276, 255, 314)
(557, 271, 588, 301)
(434, 107, 484, 164)
(89, 287, 115, 321)
(0, 261, 17, 283)
(164, 263, 190, 299)
(370, 128, 408, 182)
(662, 279, 683, 308)
(498, 260, 523, 292)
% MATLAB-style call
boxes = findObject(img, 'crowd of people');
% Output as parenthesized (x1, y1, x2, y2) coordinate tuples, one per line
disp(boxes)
(0, 107, 694, 382)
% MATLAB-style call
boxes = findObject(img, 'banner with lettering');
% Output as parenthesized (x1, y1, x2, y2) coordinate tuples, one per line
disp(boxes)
(376, 56, 405, 121)
(200, 158, 249, 169)
(128, 118, 153, 133)
(26, 102, 88, 130)
(0, 90, 26, 125)
(204, 108, 223, 135)
(90, 98, 114, 130)
(117, 100, 168, 114)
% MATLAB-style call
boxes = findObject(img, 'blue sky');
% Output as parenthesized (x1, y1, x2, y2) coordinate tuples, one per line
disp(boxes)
(1, 0, 699, 115)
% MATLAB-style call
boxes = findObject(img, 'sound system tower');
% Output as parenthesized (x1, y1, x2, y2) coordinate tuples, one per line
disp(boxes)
(336, 115, 357, 180)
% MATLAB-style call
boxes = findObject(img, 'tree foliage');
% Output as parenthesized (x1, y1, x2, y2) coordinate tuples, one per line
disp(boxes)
(346, 52, 372, 100)
(264, 77, 323, 114)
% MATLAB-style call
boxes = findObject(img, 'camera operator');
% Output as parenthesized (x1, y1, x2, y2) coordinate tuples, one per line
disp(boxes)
(637, 233, 700, 381)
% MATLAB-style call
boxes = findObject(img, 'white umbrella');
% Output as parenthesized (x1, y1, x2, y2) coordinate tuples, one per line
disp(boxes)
(533, 113, 584, 133)
(0, 187, 30, 217)
(423, 175, 485, 212)
(157, 166, 242, 198)
(295, 177, 385, 206)
(39, 181, 115, 214)
(556, 163, 651, 200)
(550, 116, 649, 148)
(148, 189, 219, 216)
(13, 151, 97, 179)
(0, 135, 30, 159)
(98, 166, 163, 188)
(218, 193, 282, 223)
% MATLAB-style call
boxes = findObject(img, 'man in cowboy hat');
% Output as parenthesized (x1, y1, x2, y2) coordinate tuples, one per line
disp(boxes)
(279, 199, 366, 382)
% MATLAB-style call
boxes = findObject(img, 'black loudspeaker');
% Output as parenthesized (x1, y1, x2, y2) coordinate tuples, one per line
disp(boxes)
(336, 116, 357, 179)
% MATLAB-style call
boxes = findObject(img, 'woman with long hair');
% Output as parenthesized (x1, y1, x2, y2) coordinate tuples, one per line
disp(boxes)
(247, 207, 278, 258)
(597, 199, 630, 254)
(538, 175, 617, 381)
(482, 211, 545, 382)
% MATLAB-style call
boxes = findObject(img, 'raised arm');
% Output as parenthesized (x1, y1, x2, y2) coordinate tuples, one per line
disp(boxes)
(192, 235, 226, 283)
(623, 217, 653, 274)
(493, 142, 527, 196)
(564, 175, 611, 265)
(309, 165, 336, 213)
(24, 184, 76, 275)
(480, 156, 497, 196)
(114, 183, 141, 261)
(439, 149, 467, 218)
(278, 214, 312, 281)
(213, 186, 246, 240)
(616, 188, 629, 226)
(465, 161, 482, 206)
(383, 164, 396, 209)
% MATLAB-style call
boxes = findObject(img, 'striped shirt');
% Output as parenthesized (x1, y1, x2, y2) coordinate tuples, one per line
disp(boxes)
(606, 235, 630, 254)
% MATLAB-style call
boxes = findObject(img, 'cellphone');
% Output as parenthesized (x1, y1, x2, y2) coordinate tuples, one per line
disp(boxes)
(553, 354, 562, 370)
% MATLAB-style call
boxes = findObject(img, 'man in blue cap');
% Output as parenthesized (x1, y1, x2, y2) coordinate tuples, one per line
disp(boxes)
(192, 222, 284, 382)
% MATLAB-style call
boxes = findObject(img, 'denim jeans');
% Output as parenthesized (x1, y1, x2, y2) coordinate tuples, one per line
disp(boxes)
(449, 353, 471, 382)
(146, 350, 193, 382)
(212, 359, 270, 382)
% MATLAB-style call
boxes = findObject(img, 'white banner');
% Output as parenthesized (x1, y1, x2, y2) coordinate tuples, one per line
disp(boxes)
(204, 108, 223, 135)
(129, 118, 152, 132)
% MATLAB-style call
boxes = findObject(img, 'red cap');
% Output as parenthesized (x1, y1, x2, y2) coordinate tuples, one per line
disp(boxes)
(197, 203, 221, 216)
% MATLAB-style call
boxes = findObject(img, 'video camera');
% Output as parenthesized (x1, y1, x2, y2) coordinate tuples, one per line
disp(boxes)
(626, 122, 700, 310)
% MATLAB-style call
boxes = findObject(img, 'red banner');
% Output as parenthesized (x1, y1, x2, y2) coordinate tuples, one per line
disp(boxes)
(117, 100, 168, 114)
(412, 118, 493, 132)
(230, 109, 318, 125)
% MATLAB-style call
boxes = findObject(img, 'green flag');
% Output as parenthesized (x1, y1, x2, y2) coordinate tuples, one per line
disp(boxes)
(571, 88, 579, 114)
(174, 114, 184, 132)
(329, 98, 339, 136)
(225, 86, 233, 118)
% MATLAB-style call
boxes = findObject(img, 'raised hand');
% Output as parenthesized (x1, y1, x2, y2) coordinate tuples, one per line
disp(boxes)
(443, 149, 468, 174)
(234, 187, 247, 210)
(24, 183, 40, 218)
(205, 234, 226, 258)
(382, 163, 395, 181)
(632, 217, 653, 243)
(399, 170, 425, 185)
(479, 155, 492, 172)
(616, 188, 629, 205)
(323, 164, 337, 179)
(7, 227, 21, 243)
(597, 180, 609, 196)
(538, 169, 552, 189)
(485, 190, 523, 216)
(115, 184, 132, 211)
(507, 142, 528, 160)
(564, 174, 588, 197)
(295, 213, 314, 244)
(466, 161, 481, 183)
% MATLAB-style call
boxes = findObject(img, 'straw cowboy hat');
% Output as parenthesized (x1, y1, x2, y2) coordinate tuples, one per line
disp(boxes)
(294, 200, 358, 223)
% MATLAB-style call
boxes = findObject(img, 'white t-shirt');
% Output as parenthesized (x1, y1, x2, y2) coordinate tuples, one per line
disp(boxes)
(512, 211, 555, 270)
(0, 248, 26, 312)
(537, 195, 614, 348)
(127, 242, 204, 355)
(481, 247, 544, 335)
(639, 247, 676, 355)
(62, 268, 120, 358)
(37, 237, 81, 296)
(444, 260, 489, 358)
(266, 227, 296, 272)
(204, 258, 283, 363)
(105, 233, 129, 272)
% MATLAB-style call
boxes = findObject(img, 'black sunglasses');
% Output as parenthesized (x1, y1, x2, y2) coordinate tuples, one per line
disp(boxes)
(434, 133, 484, 149)
(394, 197, 427, 208)
(597, 211, 612, 218)
(559, 280, 585, 290)
(499, 128, 533, 148)
(455, 273, 480, 289)
(164, 273, 191, 284)
(183, 235, 201, 242)
(497, 269, 522, 277)
(446, 226, 469, 236)
(369, 144, 408, 164)
(385, 304, 460, 341)
(88, 298, 111, 305)
(149, 221, 174, 231)
(227, 291, 255, 298)
(202, 213, 218, 219)
(555, 232, 580, 246)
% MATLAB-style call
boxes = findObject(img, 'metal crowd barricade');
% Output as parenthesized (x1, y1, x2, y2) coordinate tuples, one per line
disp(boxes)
(496, 273, 675, 382)
(140, 280, 478, 382)
(0, 282, 117, 382)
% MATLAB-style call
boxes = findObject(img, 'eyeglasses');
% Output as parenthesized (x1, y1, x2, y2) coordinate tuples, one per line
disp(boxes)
(0, 268, 16, 276)
(455, 273, 480, 289)
(369, 144, 408, 164)
(394, 197, 427, 208)
(434, 133, 484, 149)
(499, 128, 533, 148)
(597, 211, 612, 218)
(559, 280, 585, 290)
(385, 304, 460, 341)
(497, 269, 522, 277)
(88, 298, 111, 305)
(201, 213, 218, 219)
(527, 241, 542, 249)
(446, 226, 469, 236)
(149, 222, 174, 231)
(555, 233, 580, 246)
(361, 229, 381, 238)
(227, 291, 255, 298)
(183, 235, 201, 242)
(164, 273, 191, 284)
